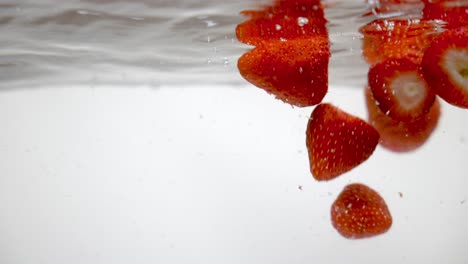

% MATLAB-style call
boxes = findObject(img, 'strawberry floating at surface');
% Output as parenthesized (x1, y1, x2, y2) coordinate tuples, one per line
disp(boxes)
(306, 103, 380, 181)
(331, 183, 392, 239)
(365, 87, 441, 152)
(422, 27, 468, 108)
(368, 58, 436, 121)
(240, 0, 324, 21)
(236, 0, 330, 107)
(238, 38, 330, 107)
(236, 0, 327, 46)
(236, 16, 327, 46)
(359, 18, 439, 65)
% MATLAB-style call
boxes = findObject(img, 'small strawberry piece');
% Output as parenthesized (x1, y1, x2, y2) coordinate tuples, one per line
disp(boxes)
(306, 103, 380, 181)
(238, 38, 330, 107)
(331, 183, 392, 239)
(365, 87, 441, 152)
(368, 58, 436, 121)
(359, 18, 438, 65)
(422, 27, 468, 108)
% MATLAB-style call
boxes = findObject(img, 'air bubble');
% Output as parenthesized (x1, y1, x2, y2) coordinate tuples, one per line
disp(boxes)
(297, 17, 309, 27)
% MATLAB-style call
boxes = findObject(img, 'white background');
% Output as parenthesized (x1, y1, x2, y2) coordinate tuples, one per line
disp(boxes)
(0, 84, 467, 264)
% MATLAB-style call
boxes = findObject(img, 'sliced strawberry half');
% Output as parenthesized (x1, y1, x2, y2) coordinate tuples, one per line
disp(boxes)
(331, 183, 392, 239)
(306, 103, 380, 181)
(368, 58, 436, 121)
(422, 27, 468, 108)
(238, 38, 330, 107)
(365, 87, 441, 152)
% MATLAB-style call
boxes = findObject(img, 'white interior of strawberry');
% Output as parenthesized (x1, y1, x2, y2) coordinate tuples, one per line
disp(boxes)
(390, 72, 428, 110)
(443, 48, 468, 90)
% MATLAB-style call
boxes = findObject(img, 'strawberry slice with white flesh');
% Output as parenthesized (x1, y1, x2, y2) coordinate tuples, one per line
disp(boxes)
(422, 27, 468, 108)
(368, 58, 436, 121)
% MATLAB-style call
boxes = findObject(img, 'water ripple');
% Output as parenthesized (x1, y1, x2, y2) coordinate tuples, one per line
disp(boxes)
(0, 0, 405, 89)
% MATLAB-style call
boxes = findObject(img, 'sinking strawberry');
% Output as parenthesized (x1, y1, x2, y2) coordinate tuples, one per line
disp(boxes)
(368, 58, 436, 121)
(306, 103, 380, 181)
(422, 27, 468, 108)
(365, 87, 441, 152)
(331, 183, 392, 239)
(238, 38, 330, 107)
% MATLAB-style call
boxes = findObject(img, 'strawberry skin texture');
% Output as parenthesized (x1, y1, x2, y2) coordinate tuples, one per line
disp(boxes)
(365, 87, 441, 152)
(422, 27, 468, 108)
(368, 58, 436, 121)
(238, 38, 330, 107)
(331, 183, 392, 239)
(306, 103, 380, 181)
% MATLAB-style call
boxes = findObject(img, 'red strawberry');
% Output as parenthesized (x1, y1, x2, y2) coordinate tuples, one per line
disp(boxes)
(377, 0, 422, 3)
(236, 16, 327, 46)
(238, 38, 330, 107)
(368, 58, 436, 121)
(306, 103, 380, 181)
(422, 27, 468, 108)
(359, 18, 439, 65)
(365, 87, 441, 152)
(240, 0, 323, 20)
(331, 183, 392, 239)
(236, 0, 327, 46)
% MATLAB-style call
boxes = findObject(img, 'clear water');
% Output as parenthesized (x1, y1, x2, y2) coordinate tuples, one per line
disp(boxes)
(0, 0, 371, 88)
(0, 1, 467, 264)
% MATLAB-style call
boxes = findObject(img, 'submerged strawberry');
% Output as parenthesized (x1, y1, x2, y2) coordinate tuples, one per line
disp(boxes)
(422, 27, 468, 108)
(359, 18, 439, 65)
(238, 38, 330, 107)
(365, 87, 441, 152)
(331, 183, 392, 239)
(368, 58, 436, 121)
(306, 103, 380, 181)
